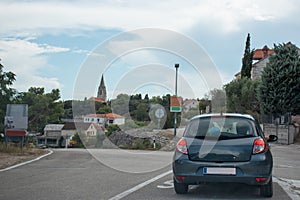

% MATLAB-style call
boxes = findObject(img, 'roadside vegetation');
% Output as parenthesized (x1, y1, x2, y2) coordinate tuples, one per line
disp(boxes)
(0, 142, 34, 154)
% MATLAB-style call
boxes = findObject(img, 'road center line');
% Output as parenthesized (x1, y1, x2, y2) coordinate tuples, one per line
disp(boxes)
(108, 170, 172, 200)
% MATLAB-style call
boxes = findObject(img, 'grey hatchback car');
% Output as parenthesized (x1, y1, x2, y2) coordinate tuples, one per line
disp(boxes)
(173, 113, 278, 197)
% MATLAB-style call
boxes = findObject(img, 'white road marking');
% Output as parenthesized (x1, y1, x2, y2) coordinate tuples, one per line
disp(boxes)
(157, 180, 174, 189)
(273, 177, 300, 200)
(0, 150, 53, 172)
(108, 170, 172, 200)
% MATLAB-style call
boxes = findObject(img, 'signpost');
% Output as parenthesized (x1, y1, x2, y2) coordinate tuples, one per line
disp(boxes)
(4, 104, 28, 151)
(172, 64, 181, 137)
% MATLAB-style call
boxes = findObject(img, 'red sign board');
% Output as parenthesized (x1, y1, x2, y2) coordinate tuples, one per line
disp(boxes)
(170, 96, 182, 112)
(5, 130, 27, 136)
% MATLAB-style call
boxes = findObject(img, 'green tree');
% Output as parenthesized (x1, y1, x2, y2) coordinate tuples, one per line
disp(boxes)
(97, 105, 112, 114)
(136, 103, 149, 121)
(72, 132, 84, 148)
(225, 78, 261, 116)
(72, 100, 96, 117)
(241, 33, 254, 78)
(258, 43, 300, 115)
(144, 94, 149, 101)
(110, 94, 130, 117)
(63, 100, 73, 119)
(209, 89, 226, 113)
(198, 98, 211, 114)
(149, 94, 180, 129)
(0, 62, 16, 132)
(15, 87, 64, 132)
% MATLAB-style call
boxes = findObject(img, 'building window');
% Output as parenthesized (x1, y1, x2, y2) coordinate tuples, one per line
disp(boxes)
(47, 139, 57, 145)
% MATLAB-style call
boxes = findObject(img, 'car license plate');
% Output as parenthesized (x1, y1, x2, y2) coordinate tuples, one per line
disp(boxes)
(203, 167, 236, 175)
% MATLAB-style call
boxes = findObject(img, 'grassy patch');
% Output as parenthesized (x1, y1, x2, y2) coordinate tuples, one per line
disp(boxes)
(0, 142, 37, 155)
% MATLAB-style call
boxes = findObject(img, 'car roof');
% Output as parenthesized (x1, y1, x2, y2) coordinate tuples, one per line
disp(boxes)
(190, 113, 255, 121)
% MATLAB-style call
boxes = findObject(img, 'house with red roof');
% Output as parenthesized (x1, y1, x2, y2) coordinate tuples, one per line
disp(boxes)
(84, 113, 125, 126)
(251, 45, 275, 79)
(236, 42, 299, 80)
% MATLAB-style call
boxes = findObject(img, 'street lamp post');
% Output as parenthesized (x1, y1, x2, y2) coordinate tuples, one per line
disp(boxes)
(174, 64, 179, 137)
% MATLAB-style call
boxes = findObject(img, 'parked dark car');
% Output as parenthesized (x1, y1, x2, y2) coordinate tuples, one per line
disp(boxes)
(173, 113, 278, 197)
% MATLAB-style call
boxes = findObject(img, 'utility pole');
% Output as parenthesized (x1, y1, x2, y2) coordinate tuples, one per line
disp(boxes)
(174, 64, 179, 137)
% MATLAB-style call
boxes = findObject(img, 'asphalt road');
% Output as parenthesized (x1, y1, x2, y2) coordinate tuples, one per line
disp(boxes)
(0, 143, 299, 200)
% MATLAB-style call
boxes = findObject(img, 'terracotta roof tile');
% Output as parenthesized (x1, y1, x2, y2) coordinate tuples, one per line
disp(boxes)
(85, 113, 124, 119)
(88, 97, 106, 103)
(253, 45, 274, 60)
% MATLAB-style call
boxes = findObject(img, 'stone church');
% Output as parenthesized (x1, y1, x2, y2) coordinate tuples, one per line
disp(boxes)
(97, 75, 107, 101)
(89, 74, 107, 104)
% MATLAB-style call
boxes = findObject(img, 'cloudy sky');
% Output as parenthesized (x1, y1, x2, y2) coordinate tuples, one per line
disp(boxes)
(0, 0, 299, 100)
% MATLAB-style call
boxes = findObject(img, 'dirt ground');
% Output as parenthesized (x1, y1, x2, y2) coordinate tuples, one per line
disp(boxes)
(0, 148, 47, 170)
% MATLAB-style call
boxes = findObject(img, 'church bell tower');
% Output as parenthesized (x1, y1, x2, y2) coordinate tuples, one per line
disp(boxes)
(97, 75, 107, 101)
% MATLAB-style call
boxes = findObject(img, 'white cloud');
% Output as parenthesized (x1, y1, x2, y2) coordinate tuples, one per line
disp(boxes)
(0, 37, 69, 92)
(0, 0, 298, 36)
(1, 0, 299, 99)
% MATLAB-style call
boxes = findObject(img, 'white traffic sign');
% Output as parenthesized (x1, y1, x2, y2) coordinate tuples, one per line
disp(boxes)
(155, 108, 165, 119)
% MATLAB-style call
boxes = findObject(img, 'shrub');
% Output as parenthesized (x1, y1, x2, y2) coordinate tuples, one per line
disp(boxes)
(106, 125, 120, 137)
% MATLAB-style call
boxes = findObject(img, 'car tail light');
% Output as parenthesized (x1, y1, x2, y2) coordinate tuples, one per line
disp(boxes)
(175, 176, 186, 181)
(253, 138, 268, 154)
(176, 138, 188, 155)
(256, 177, 267, 183)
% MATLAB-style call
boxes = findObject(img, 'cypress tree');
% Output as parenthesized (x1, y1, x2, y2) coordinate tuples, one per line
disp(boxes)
(241, 33, 254, 78)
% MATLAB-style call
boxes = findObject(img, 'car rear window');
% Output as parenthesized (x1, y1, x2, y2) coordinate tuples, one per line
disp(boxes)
(184, 116, 257, 140)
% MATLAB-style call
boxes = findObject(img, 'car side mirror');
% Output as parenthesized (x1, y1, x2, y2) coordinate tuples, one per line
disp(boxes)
(267, 134, 278, 142)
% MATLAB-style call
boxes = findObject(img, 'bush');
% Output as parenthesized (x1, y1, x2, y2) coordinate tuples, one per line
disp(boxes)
(106, 125, 120, 137)
(71, 133, 85, 148)
(134, 121, 147, 127)
(0, 142, 32, 154)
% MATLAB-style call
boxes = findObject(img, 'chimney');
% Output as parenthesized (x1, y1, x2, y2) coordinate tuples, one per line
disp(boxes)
(262, 45, 269, 58)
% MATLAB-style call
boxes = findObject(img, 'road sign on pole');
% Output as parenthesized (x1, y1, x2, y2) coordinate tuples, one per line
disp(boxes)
(170, 95, 182, 113)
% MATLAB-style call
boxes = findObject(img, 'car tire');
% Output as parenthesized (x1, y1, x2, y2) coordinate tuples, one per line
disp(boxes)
(260, 177, 273, 197)
(173, 177, 188, 194)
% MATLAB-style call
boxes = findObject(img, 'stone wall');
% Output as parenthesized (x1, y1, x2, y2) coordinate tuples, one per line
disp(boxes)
(101, 129, 178, 151)
(263, 123, 299, 144)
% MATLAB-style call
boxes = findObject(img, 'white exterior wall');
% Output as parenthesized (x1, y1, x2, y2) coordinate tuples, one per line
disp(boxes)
(251, 57, 270, 80)
(111, 118, 125, 125)
(84, 117, 105, 124)
(85, 125, 97, 136)
(183, 100, 199, 111)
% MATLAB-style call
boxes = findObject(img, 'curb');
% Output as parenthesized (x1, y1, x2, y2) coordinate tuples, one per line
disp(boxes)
(0, 149, 54, 172)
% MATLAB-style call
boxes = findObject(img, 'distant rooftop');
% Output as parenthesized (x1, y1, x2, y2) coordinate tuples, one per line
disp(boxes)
(44, 124, 64, 131)
(86, 113, 124, 119)
(89, 97, 106, 103)
(253, 45, 274, 60)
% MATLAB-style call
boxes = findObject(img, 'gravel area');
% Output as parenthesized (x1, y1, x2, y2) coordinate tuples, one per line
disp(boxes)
(0, 148, 46, 169)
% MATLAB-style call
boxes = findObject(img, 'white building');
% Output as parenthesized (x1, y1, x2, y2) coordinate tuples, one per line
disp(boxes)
(183, 99, 199, 112)
(84, 113, 125, 125)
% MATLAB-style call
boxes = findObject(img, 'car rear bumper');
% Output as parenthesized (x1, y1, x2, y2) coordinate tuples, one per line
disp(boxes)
(173, 152, 273, 186)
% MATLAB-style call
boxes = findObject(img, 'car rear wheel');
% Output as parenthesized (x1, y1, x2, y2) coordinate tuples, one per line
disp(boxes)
(260, 177, 273, 197)
(173, 177, 188, 194)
